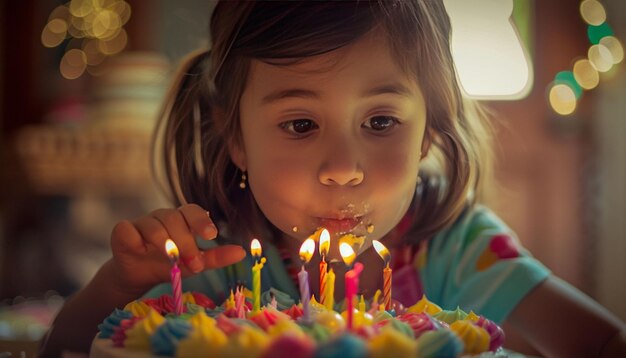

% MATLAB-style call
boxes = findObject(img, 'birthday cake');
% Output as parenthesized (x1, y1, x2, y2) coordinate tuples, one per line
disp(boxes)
(90, 288, 505, 358)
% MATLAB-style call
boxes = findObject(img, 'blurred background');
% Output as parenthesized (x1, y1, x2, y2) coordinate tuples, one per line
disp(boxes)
(0, 0, 624, 355)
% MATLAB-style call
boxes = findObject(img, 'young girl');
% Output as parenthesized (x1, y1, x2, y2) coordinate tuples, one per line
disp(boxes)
(42, 1, 625, 356)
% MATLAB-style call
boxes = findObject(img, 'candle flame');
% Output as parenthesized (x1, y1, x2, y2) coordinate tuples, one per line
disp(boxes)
(251, 238, 262, 257)
(340, 242, 356, 266)
(372, 240, 390, 264)
(299, 238, 316, 264)
(165, 239, 179, 260)
(319, 228, 330, 257)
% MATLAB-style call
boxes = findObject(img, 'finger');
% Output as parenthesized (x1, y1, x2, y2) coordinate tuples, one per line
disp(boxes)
(178, 204, 218, 240)
(201, 245, 246, 269)
(111, 220, 148, 254)
(132, 215, 174, 260)
(150, 209, 204, 273)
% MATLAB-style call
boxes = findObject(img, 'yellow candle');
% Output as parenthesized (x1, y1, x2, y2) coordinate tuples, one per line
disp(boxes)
(319, 229, 330, 306)
(324, 268, 335, 310)
(358, 295, 366, 313)
(250, 239, 265, 313)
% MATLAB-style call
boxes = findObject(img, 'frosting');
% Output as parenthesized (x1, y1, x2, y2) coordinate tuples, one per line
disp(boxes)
(261, 335, 315, 358)
(406, 294, 442, 315)
(124, 309, 165, 351)
(415, 329, 464, 358)
(97, 309, 133, 338)
(150, 318, 191, 356)
(449, 319, 490, 354)
(433, 307, 468, 324)
(396, 312, 439, 338)
(476, 315, 505, 351)
(316, 333, 367, 358)
(368, 325, 417, 358)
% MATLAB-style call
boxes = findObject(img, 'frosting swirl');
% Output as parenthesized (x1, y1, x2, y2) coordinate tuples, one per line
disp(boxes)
(97, 309, 133, 339)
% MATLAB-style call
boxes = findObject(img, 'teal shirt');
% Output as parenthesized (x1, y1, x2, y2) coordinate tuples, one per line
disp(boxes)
(145, 205, 550, 324)
(419, 205, 550, 324)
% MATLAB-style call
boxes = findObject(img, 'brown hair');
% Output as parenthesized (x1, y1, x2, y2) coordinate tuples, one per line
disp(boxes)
(153, 0, 493, 243)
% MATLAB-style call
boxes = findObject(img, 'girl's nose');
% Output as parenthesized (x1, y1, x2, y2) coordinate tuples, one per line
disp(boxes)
(318, 148, 364, 187)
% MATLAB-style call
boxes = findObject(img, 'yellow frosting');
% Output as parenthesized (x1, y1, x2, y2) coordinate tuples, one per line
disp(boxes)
(450, 320, 490, 354)
(177, 312, 227, 358)
(368, 325, 417, 358)
(221, 325, 270, 358)
(124, 308, 165, 351)
(267, 319, 305, 339)
(406, 295, 442, 315)
(123, 300, 153, 317)
(465, 310, 481, 322)
(182, 292, 196, 305)
(340, 309, 373, 330)
(313, 311, 345, 333)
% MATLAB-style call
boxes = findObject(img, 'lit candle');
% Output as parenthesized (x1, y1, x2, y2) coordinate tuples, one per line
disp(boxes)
(250, 239, 266, 313)
(298, 238, 315, 321)
(165, 239, 183, 315)
(373, 240, 392, 310)
(318, 228, 330, 306)
(340, 242, 362, 330)
(324, 268, 335, 311)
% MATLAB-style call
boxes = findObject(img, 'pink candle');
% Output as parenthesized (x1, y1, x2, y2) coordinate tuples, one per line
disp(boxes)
(165, 239, 183, 315)
(345, 262, 364, 330)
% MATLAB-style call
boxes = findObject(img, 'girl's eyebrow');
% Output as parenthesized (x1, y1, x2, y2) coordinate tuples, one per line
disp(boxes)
(261, 82, 413, 105)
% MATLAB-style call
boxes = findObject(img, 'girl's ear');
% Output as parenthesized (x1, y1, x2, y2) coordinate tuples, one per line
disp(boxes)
(229, 138, 247, 171)
(420, 127, 433, 159)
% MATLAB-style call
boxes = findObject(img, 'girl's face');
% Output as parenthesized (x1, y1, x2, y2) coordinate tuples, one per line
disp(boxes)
(234, 29, 428, 252)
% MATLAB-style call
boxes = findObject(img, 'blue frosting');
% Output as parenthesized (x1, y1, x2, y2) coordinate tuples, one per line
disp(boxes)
(415, 330, 464, 358)
(150, 319, 192, 356)
(97, 309, 133, 338)
(205, 305, 226, 318)
(314, 334, 367, 358)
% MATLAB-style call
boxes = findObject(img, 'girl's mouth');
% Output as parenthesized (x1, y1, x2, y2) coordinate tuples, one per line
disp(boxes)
(318, 217, 362, 234)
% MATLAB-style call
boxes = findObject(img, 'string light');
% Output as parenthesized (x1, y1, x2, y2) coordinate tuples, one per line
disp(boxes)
(547, 0, 623, 116)
(41, 0, 131, 80)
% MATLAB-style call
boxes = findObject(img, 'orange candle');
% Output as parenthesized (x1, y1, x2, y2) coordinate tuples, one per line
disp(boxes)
(373, 240, 392, 310)
(318, 229, 330, 305)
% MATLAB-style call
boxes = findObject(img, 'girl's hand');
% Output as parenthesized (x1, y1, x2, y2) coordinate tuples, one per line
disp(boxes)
(108, 204, 246, 297)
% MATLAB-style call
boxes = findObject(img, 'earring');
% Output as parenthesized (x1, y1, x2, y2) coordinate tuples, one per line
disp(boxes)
(239, 171, 247, 189)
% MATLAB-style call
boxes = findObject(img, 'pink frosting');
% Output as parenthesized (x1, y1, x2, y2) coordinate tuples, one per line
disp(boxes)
(249, 309, 284, 331)
(216, 314, 241, 335)
(396, 312, 439, 338)
(282, 304, 304, 320)
(261, 335, 315, 358)
(476, 316, 505, 351)
(111, 317, 140, 347)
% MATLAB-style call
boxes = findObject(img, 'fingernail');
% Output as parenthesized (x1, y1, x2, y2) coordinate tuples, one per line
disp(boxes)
(188, 255, 204, 273)
(203, 224, 217, 239)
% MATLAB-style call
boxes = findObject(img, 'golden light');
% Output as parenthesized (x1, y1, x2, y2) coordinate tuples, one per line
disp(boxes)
(340, 242, 356, 266)
(98, 28, 127, 55)
(319, 228, 330, 257)
(588, 44, 614, 72)
(165, 239, 179, 260)
(82, 38, 106, 66)
(69, 0, 94, 18)
(580, 0, 606, 26)
(299, 238, 316, 264)
(600, 36, 624, 64)
(372, 240, 391, 265)
(92, 10, 121, 39)
(548, 84, 577, 116)
(41, 19, 68, 48)
(573, 59, 599, 90)
(251, 238, 262, 257)
(60, 49, 87, 79)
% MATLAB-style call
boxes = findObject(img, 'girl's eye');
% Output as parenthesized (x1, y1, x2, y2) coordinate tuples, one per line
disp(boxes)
(363, 116, 399, 132)
(280, 119, 319, 135)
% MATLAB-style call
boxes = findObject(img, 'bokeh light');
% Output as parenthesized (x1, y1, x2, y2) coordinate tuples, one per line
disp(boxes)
(60, 49, 87, 79)
(579, 0, 606, 26)
(549, 84, 577, 116)
(588, 44, 614, 72)
(41, 19, 68, 48)
(42, 0, 131, 80)
(599, 36, 624, 64)
(554, 71, 583, 99)
(572, 59, 599, 90)
(587, 22, 614, 45)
